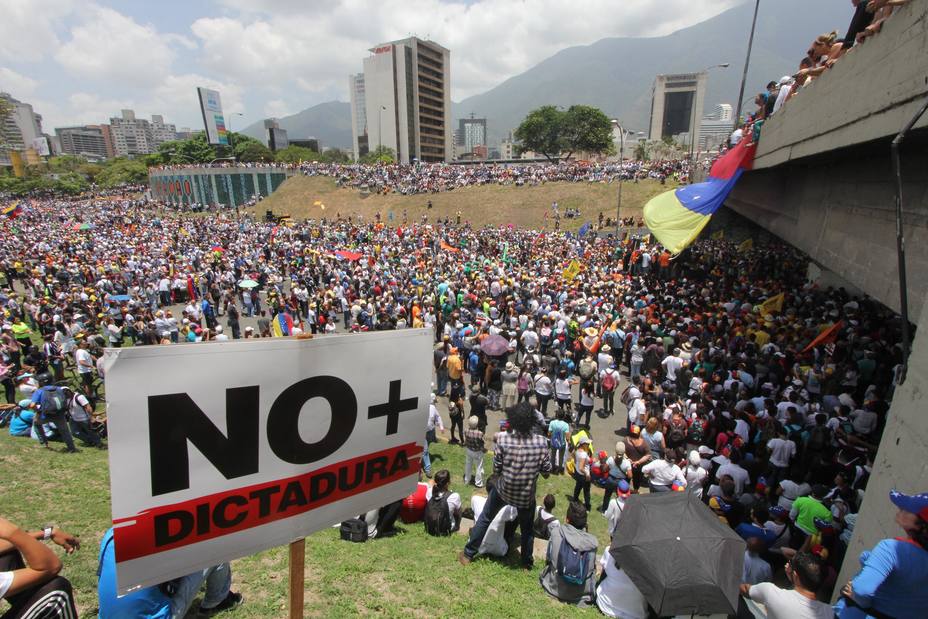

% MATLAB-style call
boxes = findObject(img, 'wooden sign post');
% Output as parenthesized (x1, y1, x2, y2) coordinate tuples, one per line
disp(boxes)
(288, 539, 305, 619)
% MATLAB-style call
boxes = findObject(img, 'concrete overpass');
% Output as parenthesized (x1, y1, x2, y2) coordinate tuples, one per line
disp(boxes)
(726, 0, 928, 318)
(720, 1, 928, 599)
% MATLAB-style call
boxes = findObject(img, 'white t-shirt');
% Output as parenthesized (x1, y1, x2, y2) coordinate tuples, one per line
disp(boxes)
(716, 463, 750, 496)
(604, 496, 627, 536)
(75, 348, 93, 374)
(0, 571, 12, 599)
(596, 549, 649, 619)
(778, 480, 811, 510)
(661, 355, 684, 381)
(767, 438, 796, 468)
(628, 398, 645, 426)
(747, 583, 833, 619)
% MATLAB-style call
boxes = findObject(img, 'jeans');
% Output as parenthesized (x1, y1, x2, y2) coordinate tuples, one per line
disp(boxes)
(69, 418, 101, 447)
(630, 362, 641, 379)
(572, 472, 591, 510)
(36, 411, 76, 452)
(576, 405, 592, 428)
(170, 563, 232, 617)
(536, 393, 551, 416)
(464, 448, 485, 486)
(602, 390, 615, 415)
(422, 431, 435, 474)
(599, 477, 621, 510)
(464, 487, 535, 566)
(436, 369, 448, 396)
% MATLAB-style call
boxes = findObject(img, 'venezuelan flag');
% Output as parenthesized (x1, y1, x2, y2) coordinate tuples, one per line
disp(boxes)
(272, 312, 294, 337)
(643, 141, 756, 255)
(1, 202, 22, 219)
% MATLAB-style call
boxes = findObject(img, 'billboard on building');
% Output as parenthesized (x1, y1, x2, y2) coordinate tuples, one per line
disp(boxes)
(197, 87, 229, 145)
(31, 137, 50, 157)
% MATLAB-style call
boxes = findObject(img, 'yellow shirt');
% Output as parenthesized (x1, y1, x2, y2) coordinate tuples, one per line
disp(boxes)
(447, 354, 463, 380)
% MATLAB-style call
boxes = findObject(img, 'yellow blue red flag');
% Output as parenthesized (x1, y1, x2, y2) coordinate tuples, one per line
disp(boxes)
(643, 141, 756, 254)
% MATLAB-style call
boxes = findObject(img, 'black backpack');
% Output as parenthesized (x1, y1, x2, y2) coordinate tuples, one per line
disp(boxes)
(807, 425, 830, 453)
(533, 508, 556, 540)
(339, 518, 367, 543)
(424, 491, 453, 536)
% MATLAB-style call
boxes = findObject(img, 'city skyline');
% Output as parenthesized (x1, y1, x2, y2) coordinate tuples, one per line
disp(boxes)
(0, 0, 746, 132)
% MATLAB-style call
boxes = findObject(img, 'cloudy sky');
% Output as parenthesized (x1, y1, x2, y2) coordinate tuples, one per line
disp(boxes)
(0, 0, 744, 131)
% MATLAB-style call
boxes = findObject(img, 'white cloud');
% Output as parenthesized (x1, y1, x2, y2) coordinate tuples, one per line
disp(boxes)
(0, 0, 74, 62)
(197, 0, 744, 102)
(55, 6, 175, 87)
(0, 67, 39, 98)
(264, 99, 292, 118)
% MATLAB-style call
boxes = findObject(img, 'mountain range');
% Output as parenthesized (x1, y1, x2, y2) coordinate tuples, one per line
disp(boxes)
(242, 0, 849, 149)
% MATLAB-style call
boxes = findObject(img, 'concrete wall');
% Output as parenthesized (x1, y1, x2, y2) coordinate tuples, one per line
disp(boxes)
(149, 167, 297, 207)
(753, 0, 928, 170)
(835, 287, 928, 598)
(727, 136, 928, 318)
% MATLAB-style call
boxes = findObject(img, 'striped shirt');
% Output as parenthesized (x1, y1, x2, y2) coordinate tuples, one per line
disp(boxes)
(493, 431, 552, 509)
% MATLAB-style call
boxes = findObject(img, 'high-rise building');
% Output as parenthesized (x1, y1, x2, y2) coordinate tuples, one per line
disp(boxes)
(697, 103, 735, 151)
(264, 119, 289, 151)
(109, 109, 177, 156)
(457, 114, 487, 154)
(648, 72, 708, 146)
(56, 125, 109, 160)
(0, 92, 45, 167)
(356, 37, 452, 163)
(348, 73, 368, 160)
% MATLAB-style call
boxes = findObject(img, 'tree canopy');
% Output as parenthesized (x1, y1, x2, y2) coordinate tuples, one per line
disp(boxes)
(359, 145, 396, 165)
(514, 105, 615, 161)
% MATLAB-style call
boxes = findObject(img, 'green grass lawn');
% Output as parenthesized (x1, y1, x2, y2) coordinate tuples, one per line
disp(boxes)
(0, 430, 617, 617)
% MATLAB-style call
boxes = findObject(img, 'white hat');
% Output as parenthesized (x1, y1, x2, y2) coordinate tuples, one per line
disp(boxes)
(698, 445, 714, 456)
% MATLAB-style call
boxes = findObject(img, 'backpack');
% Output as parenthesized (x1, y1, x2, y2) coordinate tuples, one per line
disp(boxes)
(533, 508, 556, 540)
(602, 370, 617, 392)
(550, 424, 566, 451)
(556, 535, 593, 586)
(807, 425, 830, 452)
(424, 491, 452, 536)
(669, 418, 687, 445)
(339, 518, 367, 543)
(578, 359, 595, 380)
(687, 419, 705, 444)
(786, 423, 804, 447)
(39, 386, 68, 417)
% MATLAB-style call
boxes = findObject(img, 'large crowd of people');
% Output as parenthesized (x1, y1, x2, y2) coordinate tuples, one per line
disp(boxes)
(152, 158, 694, 196)
(0, 182, 923, 617)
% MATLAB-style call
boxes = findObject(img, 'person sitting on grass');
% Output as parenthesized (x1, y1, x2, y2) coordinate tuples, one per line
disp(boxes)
(424, 470, 462, 536)
(533, 494, 559, 541)
(0, 516, 80, 618)
(539, 501, 598, 607)
(97, 527, 243, 618)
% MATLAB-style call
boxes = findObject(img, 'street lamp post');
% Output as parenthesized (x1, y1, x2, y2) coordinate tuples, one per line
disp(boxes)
(614, 125, 645, 238)
(378, 105, 386, 156)
(734, 0, 761, 128)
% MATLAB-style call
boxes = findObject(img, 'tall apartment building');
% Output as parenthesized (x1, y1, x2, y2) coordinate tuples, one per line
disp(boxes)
(648, 72, 708, 146)
(354, 37, 452, 164)
(56, 125, 109, 160)
(0, 92, 45, 166)
(109, 109, 177, 156)
(457, 114, 487, 153)
(348, 73, 369, 160)
(697, 103, 734, 151)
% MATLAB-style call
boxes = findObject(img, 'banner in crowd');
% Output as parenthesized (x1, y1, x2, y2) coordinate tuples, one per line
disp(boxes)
(643, 140, 756, 255)
(104, 331, 432, 594)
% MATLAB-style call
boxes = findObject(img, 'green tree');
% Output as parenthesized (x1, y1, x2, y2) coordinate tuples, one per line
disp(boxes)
(320, 148, 350, 164)
(359, 145, 395, 164)
(560, 105, 615, 159)
(236, 141, 273, 162)
(53, 172, 90, 194)
(274, 145, 320, 164)
(514, 105, 565, 162)
(634, 141, 650, 161)
(48, 155, 87, 174)
(157, 133, 216, 164)
(96, 158, 148, 187)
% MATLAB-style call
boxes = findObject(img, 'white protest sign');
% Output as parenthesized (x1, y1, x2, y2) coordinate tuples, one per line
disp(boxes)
(104, 330, 431, 594)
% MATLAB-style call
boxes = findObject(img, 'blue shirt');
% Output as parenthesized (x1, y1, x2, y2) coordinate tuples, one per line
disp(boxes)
(835, 538, 928, 618)
(97, 528, 172, 619)
(9, 409, 34, 436)
(735, 522, 778, 547)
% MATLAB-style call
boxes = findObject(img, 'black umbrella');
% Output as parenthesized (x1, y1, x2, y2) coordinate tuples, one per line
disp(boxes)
(609, 492, 745, 616)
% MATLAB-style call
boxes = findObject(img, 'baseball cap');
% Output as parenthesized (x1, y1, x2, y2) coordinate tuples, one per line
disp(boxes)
(598, 450, 608, 460)
(617, 480, 631, 497)
(629, 424, 641, 436)
(769, 505, 788, 518)
(889, 489, 928, 521)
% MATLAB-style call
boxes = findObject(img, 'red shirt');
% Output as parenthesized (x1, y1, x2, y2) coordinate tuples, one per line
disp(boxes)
(400, 483, 428, 523)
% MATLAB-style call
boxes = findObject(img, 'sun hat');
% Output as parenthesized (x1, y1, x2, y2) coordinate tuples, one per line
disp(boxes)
(614, 442, 626, 456)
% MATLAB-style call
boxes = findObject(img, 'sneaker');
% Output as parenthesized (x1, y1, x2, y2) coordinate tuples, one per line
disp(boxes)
(199, 592, 243, 616)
